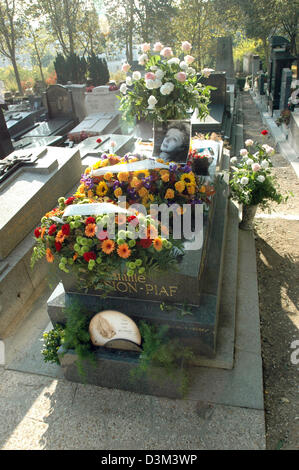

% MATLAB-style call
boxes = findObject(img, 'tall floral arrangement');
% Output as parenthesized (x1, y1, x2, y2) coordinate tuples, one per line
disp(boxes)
(118, 41, 213, 123)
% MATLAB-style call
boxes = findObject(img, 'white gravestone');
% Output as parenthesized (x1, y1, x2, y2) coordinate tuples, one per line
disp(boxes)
(85, 86, 120, 116)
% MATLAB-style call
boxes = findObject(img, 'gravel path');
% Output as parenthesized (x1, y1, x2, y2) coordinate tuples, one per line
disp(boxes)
(242, 92, 299, 450)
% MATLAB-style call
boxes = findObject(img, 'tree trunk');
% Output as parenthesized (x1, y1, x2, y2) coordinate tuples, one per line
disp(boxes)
(128, 0, 134, 63)
(11, 56, 23, 95)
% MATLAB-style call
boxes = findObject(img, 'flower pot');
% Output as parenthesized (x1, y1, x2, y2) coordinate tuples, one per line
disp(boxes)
(239, 204, 258, 230)
(153, 120, 191, 163)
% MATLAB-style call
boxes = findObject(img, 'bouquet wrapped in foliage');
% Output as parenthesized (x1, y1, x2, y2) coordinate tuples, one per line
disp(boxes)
(118, 41, 213, 123)
(229, 135, 286, 209)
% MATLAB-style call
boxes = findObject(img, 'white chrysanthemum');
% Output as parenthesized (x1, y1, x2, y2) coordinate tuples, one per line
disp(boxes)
(160, 82, 175, 95)
(257, 175, 265, 183)
(148, 95, 158, 109)
(120, 83, 127, 94)
(132, 71, 141, 80)
(240, 177, 249, 185)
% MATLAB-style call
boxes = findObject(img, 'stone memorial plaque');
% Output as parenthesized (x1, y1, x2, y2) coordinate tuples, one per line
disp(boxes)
(105, 339, 142, 353)
(68, 112, 120, 138)
(89, 310, 141, 347)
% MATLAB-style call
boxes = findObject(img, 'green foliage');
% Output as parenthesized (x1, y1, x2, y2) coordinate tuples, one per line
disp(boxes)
(131, 322, 194, 397)
(31, 238, 46, 269)
(62, 301, 97, 379)
(87, 53, 110, 86)
(54, 53, 87, 84)
(42, 324, 65, 364)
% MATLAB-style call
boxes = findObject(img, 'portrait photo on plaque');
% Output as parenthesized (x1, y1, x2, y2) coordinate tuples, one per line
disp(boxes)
(153, 120, 191, 163)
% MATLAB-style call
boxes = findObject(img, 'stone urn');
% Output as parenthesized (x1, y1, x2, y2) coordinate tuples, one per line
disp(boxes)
(239, 204, 258, 230)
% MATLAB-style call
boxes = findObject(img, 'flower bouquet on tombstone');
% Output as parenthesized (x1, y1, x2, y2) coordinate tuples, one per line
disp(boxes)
(31, 151, 216, 292)
(229, 134, 288, 229)
(118, 41, 213, 129)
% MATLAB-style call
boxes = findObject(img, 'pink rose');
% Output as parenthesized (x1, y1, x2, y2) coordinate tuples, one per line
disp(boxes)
(176, 72, 187, 82)
(121, 63, 131, 73)
(182, 41, 192, 52)
(153, 42, 163, 52)
(141, 43, 151, 53)
(252, 163, 261, 172)
(161, 47, 173, 58)
(145, 72, 156, 81)
(184, 55, 195, 65)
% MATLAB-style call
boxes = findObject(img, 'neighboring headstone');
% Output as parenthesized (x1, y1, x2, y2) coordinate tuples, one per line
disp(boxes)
(268, 36, 296, 114)
(243, 52, 253, 75)
(45, 84, 76, 121)
(85, 86, 120, 116)
(252, 55, 261, 88)
(0, 146, 82, 259)
(65, 84, 87, 122)
(216, 37, 235, 84)
(279, 68, 293, 110)
(0, 104, 13, 159)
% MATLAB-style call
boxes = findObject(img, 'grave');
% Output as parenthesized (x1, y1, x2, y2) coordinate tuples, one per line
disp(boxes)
(267, 36, 296, 114)
(0, 104, 14, 159)
(12, 135, 64, 151)
(0, 146, 83, 338)
(279, 68, 293, 110)
(67, 112, 121, 141)
(216, 37, 235, 84)
(47, 142, 229, 375)
(77, 133, 135, 165)
(21, 85, 78, 139)
(85, 86, 120, 116)
(65, 84, 87, 122)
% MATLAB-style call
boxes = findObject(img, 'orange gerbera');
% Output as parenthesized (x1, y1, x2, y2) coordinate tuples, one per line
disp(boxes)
(153, 237, 163, 251)
(85, 223, 97, 237)
(101, 239, 115, 254)
(55, 230, 66, 243)
(46, 248, 54, 263)
(117, 243, 131, 259)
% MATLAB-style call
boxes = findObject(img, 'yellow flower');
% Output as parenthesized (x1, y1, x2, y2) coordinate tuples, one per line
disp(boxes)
(148, 194, 155, 202)
(84, 167, 91, 175)
(180, 172, 196, 186)
(161, 172, 170, 183)
(130, 177, 140, 188)
(187, 184, 196, 195)
(138, 187, 148, 198)
(175, 181, 186, 193)
(104, 172, 114, 181)
(153, 237, 163, 251)
(199, 185, 206, 193)
(78, 184, 85, 194)
(165, 189, 175, 199)
(117, 171, 129, 182)
(87, 190, 94, 198)
(114, 187, 122, 198)
(96, 181, 109, 197)
(134, 169, 150, 180)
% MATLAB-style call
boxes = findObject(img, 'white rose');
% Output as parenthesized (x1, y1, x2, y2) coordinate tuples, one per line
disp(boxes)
(120, 83, 127, 94)
(257, 175, 265, 183)
(245, 139, 254, 147)
(132, 71, 141, 80)
(240, 177, 249, 185)
(240, 148, 248, 157)
(150, 65, 158, 71)
(152, 79, 162, 89)
(201, 68, 214, 78)
(145, 79, 155, 89)
(138, 53, 148, 66)
(148, 95, 158, 109)
(230, 157, 238, 164)
(187, 67, 196, 76)
(168, 57, 180, 65)
(262, 144, 274, 155)
(126, 76, 132, 86)
(155, 69, 165, 79)
(160, 82, 175, 95)
(180, 61, 188, 70)
(261, 159, 269, 169)
(246, 158, 254, 165)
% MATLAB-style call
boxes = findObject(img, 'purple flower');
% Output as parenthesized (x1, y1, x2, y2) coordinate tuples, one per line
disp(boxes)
(181, 164, 192, 173)
(113, 181, 121, 190)
(169, 163, 178, 172)
(80, 174, 94, 189)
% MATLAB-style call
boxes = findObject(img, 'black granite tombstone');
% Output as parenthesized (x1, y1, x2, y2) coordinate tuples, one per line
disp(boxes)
(268, 36, 296, 114)
(0, 104, 13, 159)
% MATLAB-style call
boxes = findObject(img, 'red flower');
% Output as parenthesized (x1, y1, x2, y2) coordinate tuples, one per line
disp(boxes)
(85, 217, 96, 225)
(127, 215, 139, 227)
(48, 224, 57, 236)
(83, 251, 97, 262)
(55, 242, 62, 252)
(97, 230, 108, 240)
(61, 224, 70, 236)
(261, 130, 269, 136)
(138, 238, 153, 248)
(34, 227, 41, 238)
(96, 138, 102, 144)
(65, 197, 75, 205)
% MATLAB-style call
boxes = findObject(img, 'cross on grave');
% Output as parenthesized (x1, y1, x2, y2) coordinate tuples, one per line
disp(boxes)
(0, 151, 42, 185)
